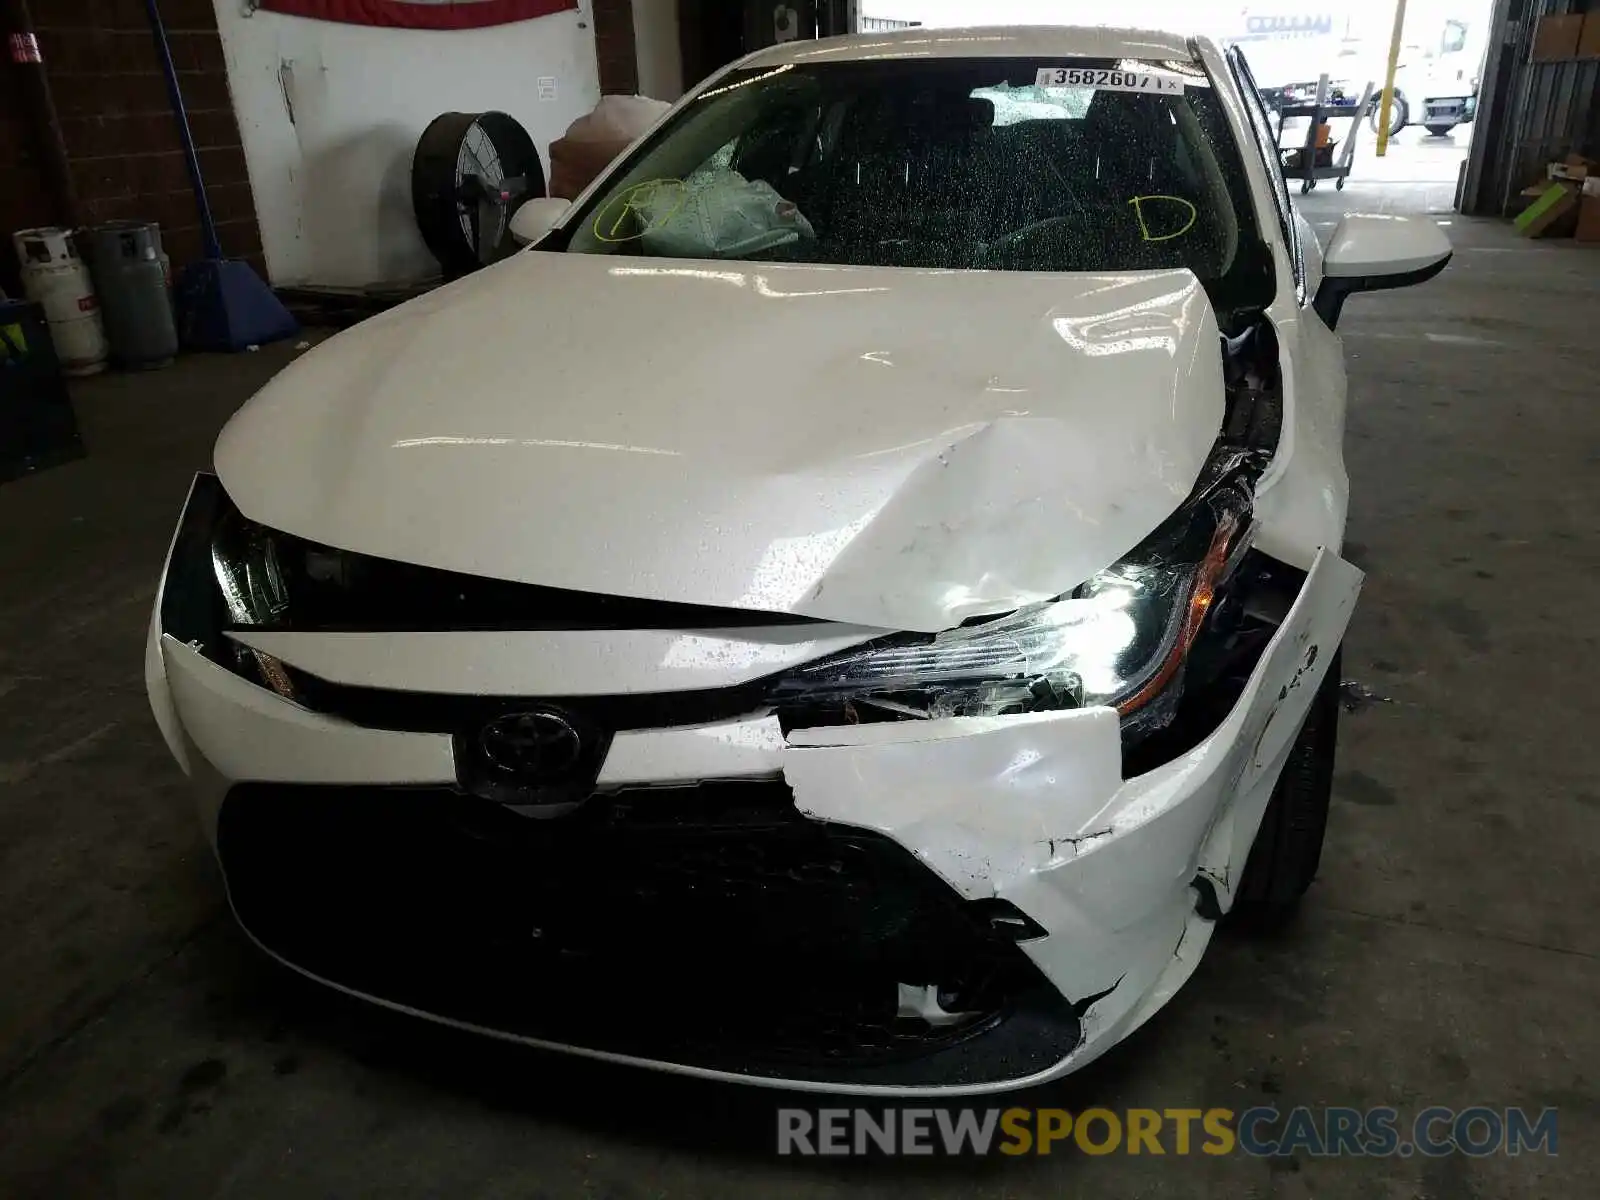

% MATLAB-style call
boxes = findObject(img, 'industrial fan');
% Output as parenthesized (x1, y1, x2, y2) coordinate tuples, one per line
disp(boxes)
(412, 112, 545, 276)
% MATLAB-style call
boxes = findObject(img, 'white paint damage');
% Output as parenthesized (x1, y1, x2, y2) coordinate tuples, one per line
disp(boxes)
(150, 542, 1360, 1078)
(784, 707, 1125, 895)
(783, 548, 1361, 1077)
(214, 259, 1222, 633)
(141, 21, 1447, 1094)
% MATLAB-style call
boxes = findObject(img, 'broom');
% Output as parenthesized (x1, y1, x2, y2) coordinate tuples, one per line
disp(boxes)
(144, 0, 297, 352)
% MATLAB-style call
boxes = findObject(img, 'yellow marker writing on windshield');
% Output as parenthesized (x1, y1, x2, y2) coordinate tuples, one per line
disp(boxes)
(593, 179, 688, 243)
(1128, 195, 1197, 242)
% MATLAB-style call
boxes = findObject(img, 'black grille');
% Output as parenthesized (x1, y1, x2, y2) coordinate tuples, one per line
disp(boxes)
(217, 782, 1080, 1087)
(285, 664, 776, 733)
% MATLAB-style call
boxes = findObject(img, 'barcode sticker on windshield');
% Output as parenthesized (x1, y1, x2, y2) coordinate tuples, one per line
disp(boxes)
(1035, 67, 1185, 93)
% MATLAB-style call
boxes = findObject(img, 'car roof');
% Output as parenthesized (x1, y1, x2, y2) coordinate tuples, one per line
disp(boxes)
(743, 25, 1201, 69)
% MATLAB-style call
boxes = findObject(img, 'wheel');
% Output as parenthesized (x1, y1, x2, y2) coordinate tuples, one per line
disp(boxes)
(1368, 93, 1408, 137)
(1425, 124, 1454, 138)
(1335, 176, 1346, 191)
(1234, 649, 1341, 920)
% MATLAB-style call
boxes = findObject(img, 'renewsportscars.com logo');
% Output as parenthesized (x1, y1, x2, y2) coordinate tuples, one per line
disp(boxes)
(776, 1106, 1560, 1158)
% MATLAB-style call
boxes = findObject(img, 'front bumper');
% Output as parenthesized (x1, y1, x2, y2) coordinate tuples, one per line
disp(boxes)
(216, 780, 1085, 1090)
(147, 482, 1361, 1095)
(1423, 97, 1472, 127)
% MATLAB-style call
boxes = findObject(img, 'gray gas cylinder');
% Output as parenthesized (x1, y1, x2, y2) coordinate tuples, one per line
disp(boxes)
(87, 222, 178, 369)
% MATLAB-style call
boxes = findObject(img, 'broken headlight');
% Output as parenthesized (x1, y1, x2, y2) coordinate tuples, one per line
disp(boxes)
(211, 512, 291, 628)
(772, 477, 1254, 740)
(209, 510, 298, 699)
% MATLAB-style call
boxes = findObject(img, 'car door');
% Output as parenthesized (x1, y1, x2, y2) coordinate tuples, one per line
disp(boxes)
(1223, 46, 1320, 297)
(1219, 44, 1350, 568)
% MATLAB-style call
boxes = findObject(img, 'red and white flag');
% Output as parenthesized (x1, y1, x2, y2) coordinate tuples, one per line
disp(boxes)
(255, 0, 577, 30)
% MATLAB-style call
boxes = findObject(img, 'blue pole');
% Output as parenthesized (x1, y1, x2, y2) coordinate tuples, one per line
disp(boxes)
(143, 0, 222, 259)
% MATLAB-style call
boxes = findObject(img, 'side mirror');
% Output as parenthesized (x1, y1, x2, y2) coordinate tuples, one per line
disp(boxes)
(509, 197, 572, 247)
(1313, 214, 1452, 329)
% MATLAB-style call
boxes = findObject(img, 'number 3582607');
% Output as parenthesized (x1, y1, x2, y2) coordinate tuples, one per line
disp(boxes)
(1033, 67, 1183, 93)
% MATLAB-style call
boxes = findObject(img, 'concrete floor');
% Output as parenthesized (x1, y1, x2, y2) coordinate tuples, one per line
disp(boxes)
(2, 184, 1597, 1197)
(1286, 118, 1469, 213)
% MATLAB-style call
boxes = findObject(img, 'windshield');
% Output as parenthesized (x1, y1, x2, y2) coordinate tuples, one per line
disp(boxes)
(557, 57, 1274, 316)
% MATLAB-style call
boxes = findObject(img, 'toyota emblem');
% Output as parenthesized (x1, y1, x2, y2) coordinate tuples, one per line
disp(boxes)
(477, 710, 584, 781)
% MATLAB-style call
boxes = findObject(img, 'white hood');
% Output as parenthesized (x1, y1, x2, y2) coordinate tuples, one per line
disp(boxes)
(216, 252, 1223, 633)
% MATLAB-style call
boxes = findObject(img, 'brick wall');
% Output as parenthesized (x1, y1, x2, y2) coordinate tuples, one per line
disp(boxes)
(0, 53, 57, 296)
(592, 0, 639, 94)
(12, 0, 264, 280)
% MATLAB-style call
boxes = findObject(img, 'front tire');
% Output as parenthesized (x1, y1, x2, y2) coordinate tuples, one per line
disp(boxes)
(1234, 650, 1341, 918)
(1425, 124, 1454, 137)
(1369, 93, 1408, 137)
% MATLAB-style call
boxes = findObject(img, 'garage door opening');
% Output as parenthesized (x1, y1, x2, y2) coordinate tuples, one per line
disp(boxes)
(862, 0, 1496, 214)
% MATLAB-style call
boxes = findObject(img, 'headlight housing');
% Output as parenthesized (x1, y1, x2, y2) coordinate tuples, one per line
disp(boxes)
(169, 459, 1260, 750)
(771, 464, 1256, 742)
(211, 510, 291, 628)
(209, 508, 300, 698)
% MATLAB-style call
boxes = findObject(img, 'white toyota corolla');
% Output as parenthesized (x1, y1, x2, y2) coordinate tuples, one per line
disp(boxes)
(147, 26, 1450, 1095)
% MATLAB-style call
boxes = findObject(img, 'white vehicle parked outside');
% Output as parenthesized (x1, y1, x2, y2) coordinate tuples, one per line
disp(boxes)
(146, 26, 1451, 1095)
(1416, 16, 1484, 135)
(1363, 15, 1488, 138)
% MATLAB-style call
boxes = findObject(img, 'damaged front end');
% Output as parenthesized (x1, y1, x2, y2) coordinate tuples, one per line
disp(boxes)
(767, 308, 1302, 773)
(783, 541, 1361, 1086)
(776, 322, 1363, 1084)
(216, 779, 1089, 1090)
(770, 446, 1263, 753)
(146, 291, 1361, 1093)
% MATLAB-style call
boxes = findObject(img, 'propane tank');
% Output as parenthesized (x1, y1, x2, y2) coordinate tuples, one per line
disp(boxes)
(87, 222, 178, 369)
(11, 227, 108, 376)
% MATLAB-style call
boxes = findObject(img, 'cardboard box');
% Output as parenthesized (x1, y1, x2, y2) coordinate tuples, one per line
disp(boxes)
(1533, 14, 1584, 61)
(1577, 195, 1600, 243)
(1508, 186, 1541, 218)
(1514, 180, 1580, 236)
(1580, 13, 1600, 59)
(1549, 154, 1595, 181)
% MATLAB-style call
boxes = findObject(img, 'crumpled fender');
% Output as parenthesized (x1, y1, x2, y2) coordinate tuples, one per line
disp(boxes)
(783, 548, 1362, 1052)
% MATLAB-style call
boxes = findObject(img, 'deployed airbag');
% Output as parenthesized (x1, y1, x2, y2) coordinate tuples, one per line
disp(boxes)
(640, 171, 816, 259)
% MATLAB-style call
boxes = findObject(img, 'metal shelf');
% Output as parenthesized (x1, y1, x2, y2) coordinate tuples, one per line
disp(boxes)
(1272, 80, 1377, 194)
